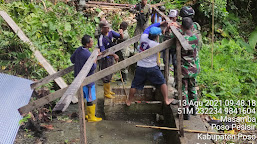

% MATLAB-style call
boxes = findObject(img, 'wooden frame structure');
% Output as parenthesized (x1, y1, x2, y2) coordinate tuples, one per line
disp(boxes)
(16, 5, 192, 143)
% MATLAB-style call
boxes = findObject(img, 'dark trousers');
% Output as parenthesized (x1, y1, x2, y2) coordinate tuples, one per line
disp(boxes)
(100, 57, 114, 83)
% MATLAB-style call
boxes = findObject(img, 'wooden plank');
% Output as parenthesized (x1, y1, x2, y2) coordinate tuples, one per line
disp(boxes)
(78, 86, 87, 144)
(18, 39, 174, 115)
(0, 10, 78, 103)
(53, 49, 98, 112)
(152, 7, 192, 51)
(176, 39, 184, 137)
(18, 87, 68, 115)
(85, 4, 129, 9)
(31, 65, 74, 89)
(30, 34, 141, 89)
(87, 1, 134, 7)
(81, 39, 174, 87)
(97, 34, 141, 59)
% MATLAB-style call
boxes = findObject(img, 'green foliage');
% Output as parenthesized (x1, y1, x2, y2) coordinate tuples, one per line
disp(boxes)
(0, 26, 48, 80)
(198, 39, 257, 119)
(110, 13, 122, 31)
(164, 0, 188, 10)
(249, 26, 257, 49)
(0, 1, 96, 84)
(19, 114, 31, 125)
(198, 0, 228, 21)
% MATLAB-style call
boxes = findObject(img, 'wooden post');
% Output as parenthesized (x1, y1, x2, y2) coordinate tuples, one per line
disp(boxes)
(18, 39, 174, 115)
(176, 39, 184, 137)
(211, 0, 215, 69)
(164, 48, 169, 84)
(78, 86, 87, 144)
(53, 49, 98, 112)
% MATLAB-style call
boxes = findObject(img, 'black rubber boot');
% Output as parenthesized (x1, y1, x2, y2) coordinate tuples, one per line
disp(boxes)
(121, 72, 127, 82)
(190, 105, 197, 116)
(183, 107, 190, 120)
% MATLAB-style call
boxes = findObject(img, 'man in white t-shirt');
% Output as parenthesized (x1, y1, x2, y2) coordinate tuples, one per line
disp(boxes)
(126, 22, 178, 106)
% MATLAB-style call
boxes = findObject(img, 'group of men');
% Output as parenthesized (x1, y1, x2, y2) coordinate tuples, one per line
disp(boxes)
(70, 0, 201, 122)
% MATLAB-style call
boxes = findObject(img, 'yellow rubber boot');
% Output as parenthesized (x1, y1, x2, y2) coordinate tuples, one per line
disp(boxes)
(104, 83, 115, 99)
(107, 82, 115, 96)
(86, 104, 102, 122)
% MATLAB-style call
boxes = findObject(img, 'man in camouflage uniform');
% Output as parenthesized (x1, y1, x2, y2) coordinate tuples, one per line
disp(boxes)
(180, 17, 200, 120)
(180, 6, 202, 50)
(131, 0, 152, 51)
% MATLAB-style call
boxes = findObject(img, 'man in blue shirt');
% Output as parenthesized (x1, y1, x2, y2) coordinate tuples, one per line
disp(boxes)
(126, 22, 178, 106)
(98, 21, 123, 99)
(70, 34, 102, 122)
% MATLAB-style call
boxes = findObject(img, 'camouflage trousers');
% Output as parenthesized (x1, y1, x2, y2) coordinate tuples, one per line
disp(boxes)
(182, 78, 198, 108)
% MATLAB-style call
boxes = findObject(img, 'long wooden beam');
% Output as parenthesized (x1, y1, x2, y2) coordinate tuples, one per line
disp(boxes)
(30, 34, 141, 89)
(87, 1, 134, 7)
(18, 39, 174, 115)
(86, 1, 164, 7)
(53, 50, 98, 112)
(152, 7, 192, 51)
(0, 11, 69, 90)
(0, 10, 78, 103)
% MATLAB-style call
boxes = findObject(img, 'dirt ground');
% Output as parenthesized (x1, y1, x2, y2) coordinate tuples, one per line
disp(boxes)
(14, 71, 172, 144)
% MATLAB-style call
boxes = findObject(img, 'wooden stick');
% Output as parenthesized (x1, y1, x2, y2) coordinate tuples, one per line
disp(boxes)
(18, 39, 174, 115)
(78, 86, 87, 144)
(119, 70, 128, 99)
(53, 50, 98, 112)
(211, 0, 214, 69)
(136, 125, 228, 135)
(176, 40, 184, 137)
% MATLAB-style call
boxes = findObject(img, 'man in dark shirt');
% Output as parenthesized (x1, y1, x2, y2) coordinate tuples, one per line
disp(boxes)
(131, 0, 152, 51)
(70, 34, 102, 122)
(98, 21, 123, 99)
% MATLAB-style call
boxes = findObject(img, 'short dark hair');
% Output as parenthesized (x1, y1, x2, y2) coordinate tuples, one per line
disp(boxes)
(148, 34, 158, 40)
(182, 17, 193, 30)
(81, 35, 92, 46)
(120, 21, 128, 30)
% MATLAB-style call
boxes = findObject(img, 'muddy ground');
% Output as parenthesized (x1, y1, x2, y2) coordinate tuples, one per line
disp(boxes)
(14, 71, 175, 144)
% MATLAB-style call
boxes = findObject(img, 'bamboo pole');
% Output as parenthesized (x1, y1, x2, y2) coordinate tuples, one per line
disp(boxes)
(78, 86, 87, 144)
(119, 70, 128, 99)
(211, 0, 215, 69)
(136, 125, 228, 135)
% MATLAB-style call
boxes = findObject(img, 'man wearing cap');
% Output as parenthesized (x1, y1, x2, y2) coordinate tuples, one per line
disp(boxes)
(98, 21, 123, 99)
(126, 21, 178, 106)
